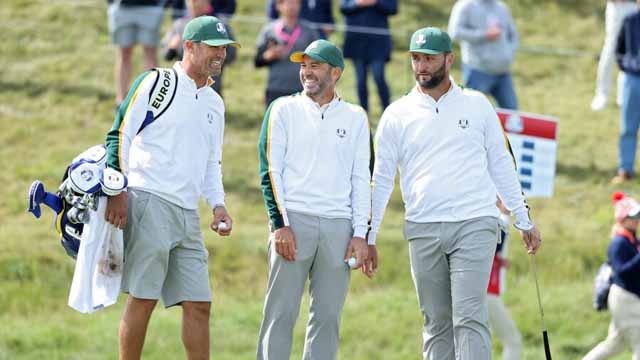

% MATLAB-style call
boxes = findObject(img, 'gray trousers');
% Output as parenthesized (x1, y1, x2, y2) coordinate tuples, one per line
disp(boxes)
(256, 211, 352, 360)
(406, 216, 498, 360)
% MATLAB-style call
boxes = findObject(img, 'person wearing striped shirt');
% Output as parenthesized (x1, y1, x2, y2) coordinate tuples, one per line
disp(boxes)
(104, 16, 237, 360)
(369, 27, 541, 360)
(256, 39, 372, 360)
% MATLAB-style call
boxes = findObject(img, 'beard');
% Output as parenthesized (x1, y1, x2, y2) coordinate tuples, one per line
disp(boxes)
(415, 61, 447, 90)
(301, 73, 330, 97)
(205, 58, 223, 77)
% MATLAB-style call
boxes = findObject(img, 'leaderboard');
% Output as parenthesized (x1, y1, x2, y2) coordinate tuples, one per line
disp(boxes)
(497, 109, 558, 198)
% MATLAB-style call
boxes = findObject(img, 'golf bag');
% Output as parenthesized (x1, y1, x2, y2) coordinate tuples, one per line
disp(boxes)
(593, 262, 613, 311)
(27, 144, 128, 259)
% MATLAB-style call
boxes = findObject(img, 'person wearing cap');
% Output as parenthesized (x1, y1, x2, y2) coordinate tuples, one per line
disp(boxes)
(104, 16, 239, 360)
(448, 0, 520, 110)
(369, 27, 541, 360)
(256, 39, 373, 360)
(583, 192, 640, 359)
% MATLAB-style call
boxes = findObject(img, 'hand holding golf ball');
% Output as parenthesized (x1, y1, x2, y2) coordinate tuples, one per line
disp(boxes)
(211, 206, 232, 236)
(344, 236, 368, 270)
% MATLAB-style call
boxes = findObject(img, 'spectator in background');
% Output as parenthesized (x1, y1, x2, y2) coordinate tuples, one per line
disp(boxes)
(341, 0, 397, 113)
(168, 0, 236, 19)
(255, 0, 319, 108)
(611, 1, 640, 184)
(583, 192, 640, 359)
(267, 0, 334, 39)
(448, 0, 519, 110)
(162, 0, 237, 96)
(591, 0, 638, 111)
(107, 0, 165, 110)
(488, 199, 523, 360)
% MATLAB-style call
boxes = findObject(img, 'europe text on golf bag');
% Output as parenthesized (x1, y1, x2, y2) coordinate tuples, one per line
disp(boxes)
(593, 262, 613, 311)
(27, 144, 128, 258)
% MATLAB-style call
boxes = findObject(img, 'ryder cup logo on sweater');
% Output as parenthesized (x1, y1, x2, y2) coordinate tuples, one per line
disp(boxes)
(217, 22, 226, 34)
(458, 118, 469, 129)
(206, 112, 213, 124)
(336, 128, 347, 138)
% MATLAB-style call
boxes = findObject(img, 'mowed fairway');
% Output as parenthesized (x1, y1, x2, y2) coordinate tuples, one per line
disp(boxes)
(1, 0, 637, 358)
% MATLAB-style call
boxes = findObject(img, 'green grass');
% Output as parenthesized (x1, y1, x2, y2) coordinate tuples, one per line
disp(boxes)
(1, 0, 636, 358)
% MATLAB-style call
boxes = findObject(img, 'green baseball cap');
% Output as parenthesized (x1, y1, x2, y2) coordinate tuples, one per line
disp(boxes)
(290, 40, 345, 70)
(183, 16, 240, 48)
(409, 27, 452, 55)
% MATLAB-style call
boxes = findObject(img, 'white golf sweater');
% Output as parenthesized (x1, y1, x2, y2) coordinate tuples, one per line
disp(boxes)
(369, 81, 530, 244)
(106, 62, 225, 210)
(258, 93, 372, 238)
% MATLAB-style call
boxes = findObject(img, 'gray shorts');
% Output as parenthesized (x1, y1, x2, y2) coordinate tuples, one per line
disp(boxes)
(107, 4, 164, 47)
(122, 189, 211, 307)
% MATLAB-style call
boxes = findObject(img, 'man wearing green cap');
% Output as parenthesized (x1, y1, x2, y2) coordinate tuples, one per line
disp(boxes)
(104, 16, 238, 360)
(369, 27, 541, 360)
(256, 39, 373, 360)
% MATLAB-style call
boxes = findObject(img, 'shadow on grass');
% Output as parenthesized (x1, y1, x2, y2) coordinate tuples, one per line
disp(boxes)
(556, 161, 613, 182)
(0, 80, 112, 101)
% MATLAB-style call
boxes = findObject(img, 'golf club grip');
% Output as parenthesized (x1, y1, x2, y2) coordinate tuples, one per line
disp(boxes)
(543, 330, 552, 360)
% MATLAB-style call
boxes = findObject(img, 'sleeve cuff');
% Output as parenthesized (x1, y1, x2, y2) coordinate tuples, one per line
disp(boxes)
(512, 208, 531, 225)
(353, 225, 368, 239)
(269, 211, 289, 230)
(367, 231, 378, 245)
(206, 192, 225, 209)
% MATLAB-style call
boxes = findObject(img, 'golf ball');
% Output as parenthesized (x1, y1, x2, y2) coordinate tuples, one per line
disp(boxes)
(218, 222, 228, 231)
(347, 257, 357, 268)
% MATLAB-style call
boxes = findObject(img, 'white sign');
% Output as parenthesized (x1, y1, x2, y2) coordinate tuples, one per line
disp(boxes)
(497, 109, 558, 198)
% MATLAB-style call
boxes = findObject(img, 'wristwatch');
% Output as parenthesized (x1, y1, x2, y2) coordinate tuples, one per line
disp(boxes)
(513, 220, 534, 231)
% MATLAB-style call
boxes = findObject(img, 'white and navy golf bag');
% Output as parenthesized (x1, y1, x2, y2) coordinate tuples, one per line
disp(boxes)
(27, 144, 127, 259)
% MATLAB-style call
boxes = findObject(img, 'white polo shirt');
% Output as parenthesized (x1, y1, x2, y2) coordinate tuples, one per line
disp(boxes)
(369, 80, 530, 244)
(258, 93, 372, 238)
(106, 62, 225, 210)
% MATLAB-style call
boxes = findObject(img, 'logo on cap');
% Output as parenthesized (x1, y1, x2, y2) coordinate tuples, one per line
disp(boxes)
(415, 34, 426, 46)
(217, 22, 226, 34)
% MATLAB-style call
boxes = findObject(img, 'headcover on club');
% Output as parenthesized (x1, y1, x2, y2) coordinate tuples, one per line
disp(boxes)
(27, 180, 63, 218)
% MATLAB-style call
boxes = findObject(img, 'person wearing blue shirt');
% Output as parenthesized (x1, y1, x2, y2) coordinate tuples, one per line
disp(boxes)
(341, 0, 397, 113)
(612, 2, 640, 184)
(583, 191, 640, 359)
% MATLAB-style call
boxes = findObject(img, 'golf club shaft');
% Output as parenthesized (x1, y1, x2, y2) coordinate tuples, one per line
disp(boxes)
(543, 330, 552, 360)
(531, 254, 552, 360)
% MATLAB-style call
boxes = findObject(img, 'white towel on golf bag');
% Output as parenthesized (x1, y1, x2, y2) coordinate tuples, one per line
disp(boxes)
(68, 198, 123, 313)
